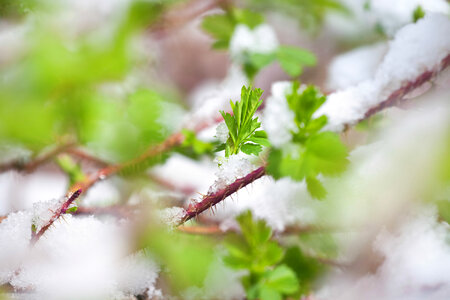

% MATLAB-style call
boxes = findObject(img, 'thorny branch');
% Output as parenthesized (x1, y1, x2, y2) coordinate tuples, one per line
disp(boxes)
(21, 53, 450, 242)
(31, 189, 82, 244)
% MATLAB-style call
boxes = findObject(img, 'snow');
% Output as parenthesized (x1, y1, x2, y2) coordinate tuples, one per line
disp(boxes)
(208, 154, 258, 194)
(327, 0, 449, 37)
(262, 81, 298, 148)
(215, 121, 229, 143)
(316, 14, 450, 132)
(0, 211, 32, 284)
(229, 24, 279, 63)
(210, 177, 321, 232)
(326, 42, 388, 91)
(318, 208, 450, 300)
(158, 206, 187, 227)
(0, 207, 160, 299)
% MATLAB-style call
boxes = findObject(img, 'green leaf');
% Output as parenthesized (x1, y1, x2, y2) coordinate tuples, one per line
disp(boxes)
(413, 5, 425, 23)
(66, 206, 78, 213)
(265, 265, 299, 294)
(220, 86, 265, 157)
(259, 286, 282, 300)
(248, 53, 276, 69)
(233, 8, 264, 28)
(306, 176, 327, 200)
(276, 46, 316, 77)
(201, 14, 235, 49)
(241, 143, 262, 155)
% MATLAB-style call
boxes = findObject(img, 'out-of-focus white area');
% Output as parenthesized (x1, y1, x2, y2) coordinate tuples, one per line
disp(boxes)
(0, 211, 160, 299)
(318, 208, 450, 300)
(326, 0, 449, 37)
(185, 65, 248, 131)
(326, 42, 388, 91)
(0, 170, 67, 215)
(262, 81, 298, 148)
(229, 24, 279, 63)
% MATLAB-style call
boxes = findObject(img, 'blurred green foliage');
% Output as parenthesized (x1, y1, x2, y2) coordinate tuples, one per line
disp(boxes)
(412, 5, 425, 23)
(223, 211, 300, 300)
(267, 83, 349, 199)
(140, 224, 216, 293)
(246, 0, 347, 33)
(0, 0, 181, 164)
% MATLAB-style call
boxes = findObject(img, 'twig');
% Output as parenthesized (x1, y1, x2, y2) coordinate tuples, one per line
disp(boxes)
(177, 166, 266, 225)
(31, 189, 82, 244)
(0, 141, 75, 174)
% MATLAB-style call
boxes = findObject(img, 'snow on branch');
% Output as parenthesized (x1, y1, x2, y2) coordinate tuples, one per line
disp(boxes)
(315, 14, 450, 132)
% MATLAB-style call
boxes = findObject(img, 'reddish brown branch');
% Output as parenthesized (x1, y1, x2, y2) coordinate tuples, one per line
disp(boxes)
(177, 166, 266, 225)
(31, 189, 82, 244)
(0, 142, 75, 174)
(362, 53, 450, 121)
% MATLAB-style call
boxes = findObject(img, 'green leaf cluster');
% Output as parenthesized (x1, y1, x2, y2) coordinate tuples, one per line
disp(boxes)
(267, 83, 349, 199)
(223, 211, 299, 300)
(217, 86, 269, 157)
(0, 1, 178, 165)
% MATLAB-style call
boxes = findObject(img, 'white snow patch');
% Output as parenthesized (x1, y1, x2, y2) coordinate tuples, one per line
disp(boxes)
(229, 24, 279, 63)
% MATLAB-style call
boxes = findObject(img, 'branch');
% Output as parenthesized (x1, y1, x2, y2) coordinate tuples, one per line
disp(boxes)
(177, 166, 266, 225)
(362, 53, 450, 121)
(31, 189, 82, 244)
(0, 141, 75, 174)
(175, 57, 450, 225)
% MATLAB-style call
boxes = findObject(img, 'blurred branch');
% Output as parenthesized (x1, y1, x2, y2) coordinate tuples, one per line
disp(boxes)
(360, 53, 450, 125)
(0, 141, 75, 174)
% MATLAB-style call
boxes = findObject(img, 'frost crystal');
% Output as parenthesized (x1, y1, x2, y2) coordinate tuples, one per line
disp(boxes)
(229, 24, 279, 63)
(159, 206, 187, 227)
(215, 122, 229, 143)
(262, 81, 298, 148)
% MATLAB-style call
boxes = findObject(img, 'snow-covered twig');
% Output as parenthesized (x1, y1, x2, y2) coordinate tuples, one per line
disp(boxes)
(177, 166, 266, 225)
(31, 189, 82, 244)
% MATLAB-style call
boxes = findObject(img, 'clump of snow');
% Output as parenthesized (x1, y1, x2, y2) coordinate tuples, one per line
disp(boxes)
(0, 211, 32, 284)
(118, 251, 161, 297)
(208, 154, 258, 195)
(158, 206, 187, 227)
(31, 198, 68, 233)
(215, 122, 229, 143)
(229, 24, 279, 63)
(262, 81, 298, 148)
(326, 42, 388, 91)
(8, 214, 160, 299)
(317, 14, 450, 132)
